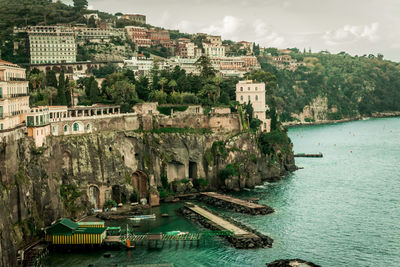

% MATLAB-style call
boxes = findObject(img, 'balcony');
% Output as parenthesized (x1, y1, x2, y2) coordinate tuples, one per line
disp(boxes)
(8, 77, 27, 82)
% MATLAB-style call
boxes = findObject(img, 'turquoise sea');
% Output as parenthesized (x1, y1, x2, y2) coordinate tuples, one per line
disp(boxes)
(45, 117, 400, 267)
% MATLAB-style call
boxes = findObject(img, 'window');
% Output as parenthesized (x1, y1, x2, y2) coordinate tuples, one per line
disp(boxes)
(248, 95, 250, 101)
(255, 87, 258, 91)
(64, 125, 69, 133)
(86, 124, 91, 131)
(0, 87, 2, 98)
(27, 116, 34, 126)
(73, 122, 79, 131)
(248, 87, 250, 91)
(0, 123, 3, 130)
(255, 95, 258, 101)
(240, 95, 243, 101)
(240, 87, 243, 91)
(0, 106, 3, 119)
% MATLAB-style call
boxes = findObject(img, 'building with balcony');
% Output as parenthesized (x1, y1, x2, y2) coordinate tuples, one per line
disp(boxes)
(0, 60, 29, 132)
(236, 80, 270, 132)
(25, 26, 77, 64)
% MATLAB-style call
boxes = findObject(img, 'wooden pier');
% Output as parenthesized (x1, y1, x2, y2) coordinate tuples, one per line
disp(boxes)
(200, 192, 274, 215)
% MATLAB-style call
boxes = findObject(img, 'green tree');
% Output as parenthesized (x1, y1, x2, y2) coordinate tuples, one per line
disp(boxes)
(158, 77, 168, 92)
(55, 71, 67, 105)
(29, 73, 45, 91)
(45, 70, 58, 88)
(44, 86, 57, 105)
(73, 0, 88, 11)
(87, 16, 96, 28)
(89, 78, 101, 103)
(196, 55, 216, 79)
(199, 83, 218, 104)
(168, 79, 177, 93)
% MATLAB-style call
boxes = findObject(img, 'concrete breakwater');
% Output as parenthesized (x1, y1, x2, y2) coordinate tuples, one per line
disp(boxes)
(178, 203, 273, 249)
(199, 192, 274, 215)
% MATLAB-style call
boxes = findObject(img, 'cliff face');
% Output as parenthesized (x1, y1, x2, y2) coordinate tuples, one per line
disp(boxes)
(0, 130, 295, 267)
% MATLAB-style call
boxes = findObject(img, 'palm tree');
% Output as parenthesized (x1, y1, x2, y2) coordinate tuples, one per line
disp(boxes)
(168, 79, 177, 93)
(158, 77, 168, 92)
(200, 84, 218, 104)
(29, 73, 45, 92)
(44, 86, 58, 105)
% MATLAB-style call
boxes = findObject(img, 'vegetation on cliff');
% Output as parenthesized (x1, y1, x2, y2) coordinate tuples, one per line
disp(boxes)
(258, 50, 400, 120)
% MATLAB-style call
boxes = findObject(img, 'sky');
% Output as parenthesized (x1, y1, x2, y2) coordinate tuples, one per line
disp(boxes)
(64, 0, 400, 61)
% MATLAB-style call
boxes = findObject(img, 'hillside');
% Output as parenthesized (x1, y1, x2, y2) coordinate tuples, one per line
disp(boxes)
(1, 0, 400, 121)
(258, 50, 400, 121)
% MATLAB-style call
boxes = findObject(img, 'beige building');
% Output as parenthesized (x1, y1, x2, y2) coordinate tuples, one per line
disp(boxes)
(203, 42, 225, 58)
(26, 106, 51, 147)
(236, 80, 270, 132)
(121, 14, 146, 24)
(26, 26, 76, 64)
(0, 60, 30, 132)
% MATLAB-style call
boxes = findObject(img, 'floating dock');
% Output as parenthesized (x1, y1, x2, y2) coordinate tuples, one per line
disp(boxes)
(200, 192, 274, 215)
(179, 203, 273, 249)
(294, 153, 323, 158)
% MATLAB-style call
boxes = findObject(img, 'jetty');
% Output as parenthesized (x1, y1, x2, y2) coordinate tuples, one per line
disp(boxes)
(294, 153, 323, 158)
(199, 192, 274, 215)
(179, 203, 273, 249)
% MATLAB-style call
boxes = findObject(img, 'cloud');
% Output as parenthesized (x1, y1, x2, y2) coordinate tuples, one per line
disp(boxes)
(252, 19, 284, 47)
(201, 16, 241, 37)
(323, 23, 380, 45)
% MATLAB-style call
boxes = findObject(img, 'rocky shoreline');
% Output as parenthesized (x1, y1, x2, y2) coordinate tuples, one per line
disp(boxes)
(266, 259, 321, 267)
(178, 205, 273, 249)
(199, 194, 274, 215)
(282, 112, 400, 128)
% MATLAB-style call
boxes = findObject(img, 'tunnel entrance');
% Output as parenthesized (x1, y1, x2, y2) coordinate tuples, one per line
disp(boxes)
(189, 161, 197, 179)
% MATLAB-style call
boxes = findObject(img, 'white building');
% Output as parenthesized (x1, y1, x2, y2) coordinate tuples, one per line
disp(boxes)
(25, 26, 77, 64)
(124, 56, 169, 76)
(0, 60, 30, 132)
(203, 42, 225, 58)
(236, 80, 270, 132)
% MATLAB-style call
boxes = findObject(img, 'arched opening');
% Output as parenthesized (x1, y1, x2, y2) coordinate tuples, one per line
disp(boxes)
(112, 185, 127, 204)
(131, 170, 148, 200)
(73, 122, 80, 132)
(86, 123, 92, 132)
(88, 185, 100, 209)
(63, 125, 69, 133)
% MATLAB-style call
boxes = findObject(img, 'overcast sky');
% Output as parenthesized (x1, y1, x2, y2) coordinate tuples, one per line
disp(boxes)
(65, 0, 400, 61)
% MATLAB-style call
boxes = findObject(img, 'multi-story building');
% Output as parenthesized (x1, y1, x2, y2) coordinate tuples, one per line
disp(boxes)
(26, 26, 76, 64)
(236, 80, 270, 132)
(205, 35, 222, 45)
(124, 55, 169, 76)
(203, 42, 225, 58)
(121, 14, 146, 24)
(74, 26, 126, 41)
(0, 60, 30, 132)
(125, 26, 151, 47)
(169, 57, 200, 75)
(237, 41, 254, 55)
(176, 41, 196, 58)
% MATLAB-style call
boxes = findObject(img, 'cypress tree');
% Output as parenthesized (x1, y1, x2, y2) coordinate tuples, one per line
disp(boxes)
(55, 71, 67, 105)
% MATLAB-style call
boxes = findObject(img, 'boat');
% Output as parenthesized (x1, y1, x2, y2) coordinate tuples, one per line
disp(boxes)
(165, 231, 188, 236)
(129, 214, 156, 221)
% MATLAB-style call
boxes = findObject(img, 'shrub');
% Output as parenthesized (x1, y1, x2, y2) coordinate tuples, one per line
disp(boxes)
(218, 164, 239, 181)
(181, 178, 189, 184)
(161, 174, 168, 189)
(103, 199, 117, 209)
(182, 92, 198, 104)
(193, 177, 209, 189)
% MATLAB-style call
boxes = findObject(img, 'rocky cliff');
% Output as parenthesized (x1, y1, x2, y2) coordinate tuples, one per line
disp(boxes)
(0, 130, 295, 267)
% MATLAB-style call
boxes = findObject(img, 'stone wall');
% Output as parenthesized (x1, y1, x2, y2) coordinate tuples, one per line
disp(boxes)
(156, 113, 241, 133)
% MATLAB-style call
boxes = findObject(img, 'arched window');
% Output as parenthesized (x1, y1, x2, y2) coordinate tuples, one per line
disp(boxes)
(86, 124, 91, 131)
(255, 95, 258, 101)
(240, 95, 243, 101)
(73, 122, 79, 132)
(64, 125, 69, 133)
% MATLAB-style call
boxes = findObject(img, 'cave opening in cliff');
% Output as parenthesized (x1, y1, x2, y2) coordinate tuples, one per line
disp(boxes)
(131, 170, 148, 200)
(88, 185, 100, 209)
(189, 161, 197, 179)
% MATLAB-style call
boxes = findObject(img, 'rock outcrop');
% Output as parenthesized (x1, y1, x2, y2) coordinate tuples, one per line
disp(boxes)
(0, 130, 295, 267)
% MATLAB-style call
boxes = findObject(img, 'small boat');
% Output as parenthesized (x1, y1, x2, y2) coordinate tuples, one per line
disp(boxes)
(165, 231, 188, 236)
(129, 214, 156, 221)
